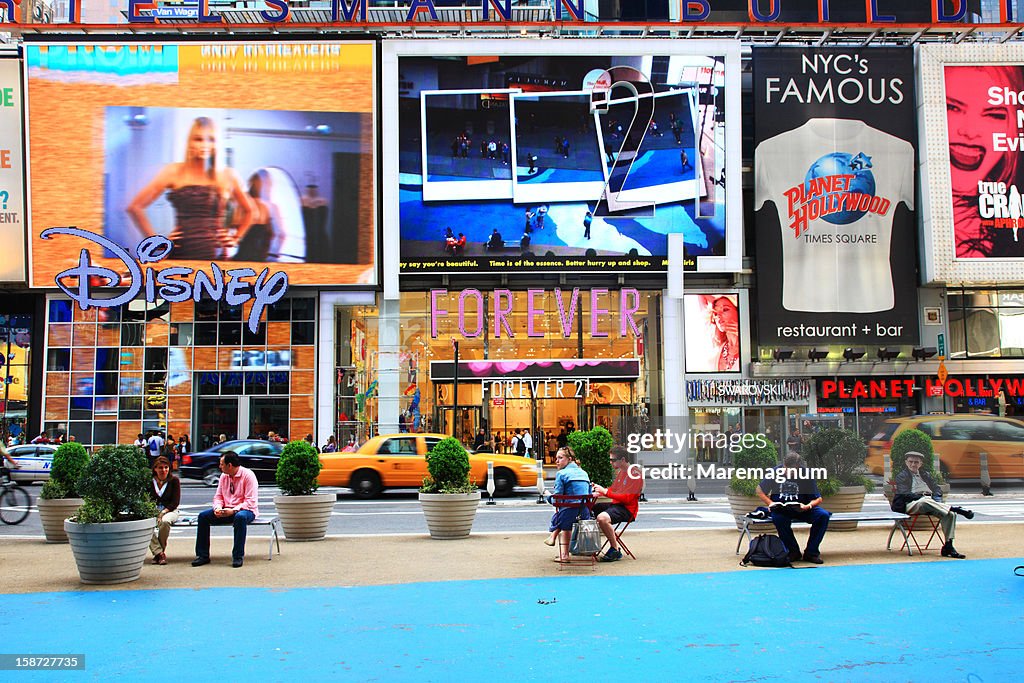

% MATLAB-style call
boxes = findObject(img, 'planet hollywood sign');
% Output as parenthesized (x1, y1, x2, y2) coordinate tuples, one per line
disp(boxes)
(820, 378, 1024, 399)
(41, 227, 289, 334)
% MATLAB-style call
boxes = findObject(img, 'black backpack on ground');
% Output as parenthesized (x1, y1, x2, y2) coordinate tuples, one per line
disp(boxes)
(740, 534, 792, 568)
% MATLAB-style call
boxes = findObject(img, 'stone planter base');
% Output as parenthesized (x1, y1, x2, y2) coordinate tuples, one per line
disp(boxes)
(273, 493, 336, 541)
(38, 498, 83, 543)
(419, 491, 481, 539)
(65, 517, 155, 585)
(822, 486, 867, 531)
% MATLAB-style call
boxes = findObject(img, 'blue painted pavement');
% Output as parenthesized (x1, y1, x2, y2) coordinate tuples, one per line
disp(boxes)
(5, 559, 1022, 681)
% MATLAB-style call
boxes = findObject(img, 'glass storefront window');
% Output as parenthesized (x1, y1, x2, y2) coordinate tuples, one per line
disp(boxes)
(43, 296, 316, 447)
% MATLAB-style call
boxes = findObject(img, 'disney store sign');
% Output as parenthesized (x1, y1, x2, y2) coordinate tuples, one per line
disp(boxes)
(41, 227, 289, 333)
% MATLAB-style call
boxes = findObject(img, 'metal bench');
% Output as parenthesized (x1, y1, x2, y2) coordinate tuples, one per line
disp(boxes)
(173, 515, 282, 561)
(735, 511, 915, 555)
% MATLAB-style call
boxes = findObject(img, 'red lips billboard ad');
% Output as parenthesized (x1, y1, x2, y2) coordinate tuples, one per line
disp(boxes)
(753, 47, 919, 346)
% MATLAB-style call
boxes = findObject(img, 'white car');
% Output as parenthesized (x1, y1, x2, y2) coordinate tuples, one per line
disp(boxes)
(6, 444, 57, 484)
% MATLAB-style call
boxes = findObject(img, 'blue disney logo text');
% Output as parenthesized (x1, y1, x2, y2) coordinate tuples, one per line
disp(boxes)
(40, 227, 289, 333)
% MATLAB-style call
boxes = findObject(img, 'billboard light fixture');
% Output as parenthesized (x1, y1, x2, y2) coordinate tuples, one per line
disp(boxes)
(773, 348, 794, 361)
(808, 348, 829, 362)
(877, 347, 900, 361)
(912, 346, 938, 361)
(843, 347, 866, 361)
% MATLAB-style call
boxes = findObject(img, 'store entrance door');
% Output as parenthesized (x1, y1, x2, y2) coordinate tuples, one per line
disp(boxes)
(438, 407, 482, 448)
(196, 397, 290, 450)
(744, 407, 785, 458)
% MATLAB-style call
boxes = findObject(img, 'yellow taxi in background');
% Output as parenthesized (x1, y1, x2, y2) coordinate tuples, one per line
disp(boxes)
(866, 414, 1024, 480)
(318, 433, 539, 498)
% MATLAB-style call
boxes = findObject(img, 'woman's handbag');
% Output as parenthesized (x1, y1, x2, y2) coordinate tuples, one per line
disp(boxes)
(569, 518, 602, 556)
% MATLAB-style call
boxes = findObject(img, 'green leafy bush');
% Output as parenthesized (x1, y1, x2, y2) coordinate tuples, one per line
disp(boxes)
(40, 441, 90, 500)
(729, 440, 779, 496)
(421, 437, 476, 494)
(567, 426, 614, 487)
(803, 428, 875, 494)
(275, 440, 322, 496)
(74, 444, 156, 523)
(890, 428, 943, 484)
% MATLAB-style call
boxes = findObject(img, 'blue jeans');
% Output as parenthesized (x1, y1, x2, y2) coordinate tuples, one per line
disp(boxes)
(195, 508, 256, 561)
(771, 506, 831, 556)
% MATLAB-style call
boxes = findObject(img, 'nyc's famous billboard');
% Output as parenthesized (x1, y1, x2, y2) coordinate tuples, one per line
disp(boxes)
(384, 40, 742, 275)
(26, 41, 377, 291)
(754, 47, 919, 345)
(920, 44, 1024, 284)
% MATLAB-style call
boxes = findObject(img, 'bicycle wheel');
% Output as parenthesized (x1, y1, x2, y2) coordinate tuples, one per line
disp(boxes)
(0, 485, 30, 525)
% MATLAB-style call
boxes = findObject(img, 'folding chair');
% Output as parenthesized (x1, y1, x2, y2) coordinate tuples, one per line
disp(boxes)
(598, 520, 636, 560)
(550, 494, 598, 571)
(898, 512, 942, 555)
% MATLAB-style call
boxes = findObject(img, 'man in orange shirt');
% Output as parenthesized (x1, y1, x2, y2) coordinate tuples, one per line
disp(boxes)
(592, 445, 642, 562)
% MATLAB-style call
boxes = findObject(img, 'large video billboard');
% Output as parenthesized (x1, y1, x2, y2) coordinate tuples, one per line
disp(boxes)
(26, 41, 376, 290)
(754, 47, 919, 346)
(0, 53, 25, 282)
(384, 40, 742, 275)
(920, 44, 1024, 284)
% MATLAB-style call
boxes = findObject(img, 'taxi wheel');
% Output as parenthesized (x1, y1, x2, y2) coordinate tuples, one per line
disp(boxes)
(491, 468, 516, 496)
(350, 470, 382, 499)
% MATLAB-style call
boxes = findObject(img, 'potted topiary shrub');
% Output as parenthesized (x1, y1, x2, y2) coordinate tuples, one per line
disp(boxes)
(418, 437, 480, 539)
(802, 428, 875, 531)
(567, 426, 614, 488)
(727, 439, 779, 530)
(64, 444, 156, 584)
(37, 442, 89, 543)
(273, 440, 334, 541)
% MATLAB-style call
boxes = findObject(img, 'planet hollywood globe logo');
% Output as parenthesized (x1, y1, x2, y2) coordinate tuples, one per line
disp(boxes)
(804, 152, 876, 225)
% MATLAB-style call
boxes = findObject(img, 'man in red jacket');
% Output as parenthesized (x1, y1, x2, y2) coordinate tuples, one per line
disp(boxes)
(592, 445, 642, 562)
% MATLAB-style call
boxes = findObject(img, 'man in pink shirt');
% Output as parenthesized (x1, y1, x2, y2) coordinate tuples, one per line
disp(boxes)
(192, 452, 260, 568)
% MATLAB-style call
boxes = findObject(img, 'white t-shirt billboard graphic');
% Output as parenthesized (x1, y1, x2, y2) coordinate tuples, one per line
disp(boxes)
(755, 119, 915, 313)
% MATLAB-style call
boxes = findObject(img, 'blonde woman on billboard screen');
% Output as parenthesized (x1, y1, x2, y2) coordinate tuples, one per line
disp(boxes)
(127, 116, 255, 260)
(946, 65, 1024, 259)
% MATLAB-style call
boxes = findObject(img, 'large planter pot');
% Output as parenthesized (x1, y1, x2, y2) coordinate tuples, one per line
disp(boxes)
(727, 491, 770, 532)
(273, 492, 335, 541)
(64, 517, 155, 585)
(822, 485, 867, 531)
(37, 497, 83, 543)
(419, 491, 481, 539)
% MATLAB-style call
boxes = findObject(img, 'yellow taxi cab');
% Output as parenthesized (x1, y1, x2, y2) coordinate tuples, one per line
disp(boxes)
(318, 433, 539, 498)
(866, 414, 1024, 479)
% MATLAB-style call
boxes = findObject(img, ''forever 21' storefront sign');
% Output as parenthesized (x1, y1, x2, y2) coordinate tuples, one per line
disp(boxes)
(41, 227, 288, 333)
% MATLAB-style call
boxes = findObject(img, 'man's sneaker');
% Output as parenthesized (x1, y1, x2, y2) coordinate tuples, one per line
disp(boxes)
(951, 506, 975, 520)
(802, 553, 824, 564)
(191, 557, 210, 567)
(746, 509, 770, 521)
(599, 548, 623, 562)
(232, 558, 244, 568)
(788, 550, 802, 563)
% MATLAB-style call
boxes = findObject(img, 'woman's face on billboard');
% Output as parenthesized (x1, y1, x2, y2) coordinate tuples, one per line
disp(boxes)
(946, 66, 1015, 195)
(187, 124, 216, 163)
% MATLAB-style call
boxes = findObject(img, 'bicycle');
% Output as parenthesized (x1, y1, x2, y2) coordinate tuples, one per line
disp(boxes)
(0, 468, 31, 525)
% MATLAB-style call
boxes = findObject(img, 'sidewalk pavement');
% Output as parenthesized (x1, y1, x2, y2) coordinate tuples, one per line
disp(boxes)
(2, 521, 1021, 593)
